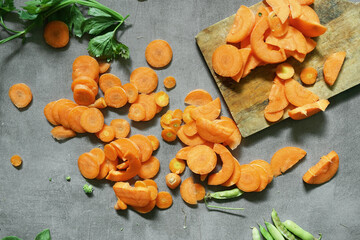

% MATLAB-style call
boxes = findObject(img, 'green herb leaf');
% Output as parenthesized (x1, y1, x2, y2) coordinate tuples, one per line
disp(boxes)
(1, 237, 23, 240)
(88, 7, 111, 17)
(34, 229, 51, 240)
(18, 10, 38, 20)
(82, 16, 117, 35)
(0, 0, 16, 15)
(69, 4, 85, 37)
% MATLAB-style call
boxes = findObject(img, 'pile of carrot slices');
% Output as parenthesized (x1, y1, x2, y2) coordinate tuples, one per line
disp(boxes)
(212, 0, 327, 82)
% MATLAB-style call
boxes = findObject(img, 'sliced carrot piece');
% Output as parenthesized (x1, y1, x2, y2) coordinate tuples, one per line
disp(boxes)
(135, 94, 157, 121)
(218, 116, 242, 150)
(143, 179, 158, 189)
(175, 146, 193, 160)
(168, 118, 181, 132)
(222, 159, 241, 187)
(160, 110, 174, 128)
(113, 182, 151, 207)
(79, 107, 104, 133)
(180, 177, 198, 205)
(73, 84, 96, 106)
(266, 0, 290, 24)
(52, 99, 73, 124)
(288, 0, 302, 18)
(173, 109, 183, 120)
(147, 185, 158, 201)
(276, 63, 295, 80)
(129, 134, 153, 162)
(196, 117, 234, 143)
(187, 144, 217, 175)
(72, 55, 99, 82)
(236, 164, 261, 192)
(165, 173, 181, 189)
(122, 83, 138, 103)
(250, 159, 273, 184)
(145, 39, 173, 68)
(107, 158, 119, 172)
(96, 160, 110, 180)
(110, 119, 130, 138)
(251, 164, 269, 192)
(305, 37, 317, 53)
(67, 106, 88, 133)
(134, 180, 147, 188)
(284, 78, 319, 107)
(265, 77, 289, 113)
(303, 151, 339, 184)
(288, 99, 330, 120)
(183, 106, 196, 124)
(323, 51, 346, 86)
(177, 126, 206, 146)
(208, 144, 235, 185)
(300, 67, 317, 85)
(104, 86, 127, 108)
(212, 44, 242, 77)
(116, 160, 129, 170)
(156, 191, 173, 209)
(226, 5, 256, 43)
(43, 20, 69, 48)
(99, 73, 122, 94)
(194, 183, 206, 201)
(10, 155, 22, 167)
(231, 48, 252, 82)
(96, 124, 115, 143)
(98, 61, 111, 74)
(71, 76, 98, 96)
(147, 135, 160, 151)
(90, 148, 106, 165)
(88, 97, 107, 109)
(154, 91, 169, 107)
(264, 107, 284, 122)
(114, 198, 128, 210)
(161, 127, 177, 142)
(271, 146, 307, 177)
(133, 200, 156, 214)
(78, 152, 99, 179)
(104, 144, 118, 161)
(44, 101, 58, 125)
(190, 98, 221, 121)
(111, 138, 141, 161)
(138, 156, 160, 179)
(184, 89, 213, 106)
(255, 5, 270, 24)
(268, 11, 289, 38)
(296, 0, 314, 5)
(51, 126, 76, 140)
(8, 83, 32, 109)
(128, 103, 146, 121)
(163, 76, 176, 89)
(183, 121, 197, 137)
(241, 52, 263, 78)
(58, 102, 77, 129)
(266, 26, 308, 54)
(156, 104, 162, 114)
(169, 158, 186, 174)
(130, 67, 158, 94)
(106, 150, 141, 182)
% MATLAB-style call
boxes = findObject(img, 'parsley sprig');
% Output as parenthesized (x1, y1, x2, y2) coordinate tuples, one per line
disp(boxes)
(0, 0, 130, 61)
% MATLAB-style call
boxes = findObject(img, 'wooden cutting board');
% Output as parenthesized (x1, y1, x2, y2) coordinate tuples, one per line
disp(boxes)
(195, 0, 360, 138)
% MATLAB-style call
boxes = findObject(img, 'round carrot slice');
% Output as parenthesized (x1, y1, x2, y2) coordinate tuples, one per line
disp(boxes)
(226, 5, 256, 43)
(58, 101, 77, 129)
(104, 144, 118, 161)
(130, 67, 158, 94)
(250, 164, 269, 192)
(138, 156, 160, 179)
(133, 200, 156, 214)
(128, 103, 146, 121)
(8, 83, 32, 109)
(90, 147, 106, 165)
(187, 144, 217, 175)
(72, 55, 99, 81)
(147, 135, 160, 151)
(71, 76, 98, 96)
(276, 63, 295, 80)
(44, 101, 58, 125)
(73, 84, 96, 106)
(135, 94, 157, 121)
(43, 20, 69, 48)
(99, 73, 122, 93)
(104, 86, 128, 108)
(163, 76, 176, 89)
(67, 106, 88, 133)
(161, 127, 177, 142)
(250, 159, 273, 184)
(98, 61, 111, 73)
(78, 152, 100, 179)
(80, 108, 104, 133)
(110, 119, 130, 138)
(168, 118, 181, 132)
(236, 164, 261, 192)
(184, 89, 213, 106)
(194, 183, 206, 201)
(10, 155, 22, 167)
(95, 124, 115, 143)
(165, 173, 181, 189)
(122, 83, 138, 103)
(156, 191, 173, 209)
(284, 78, 319, 107)
(129, 134, 153, 162)
(264, 107, 284, 122)
(169, 158, 186, 174)
(145, 39, 173, 68)
(221, 158, 241, 187)
(96, 161, 110, 180)
(154, 91, 169, 107)
(212, 44, 242, 77)
(177, 126, 206, 146)
(300, 67, 318, 85)
(180, 177, 197, 205)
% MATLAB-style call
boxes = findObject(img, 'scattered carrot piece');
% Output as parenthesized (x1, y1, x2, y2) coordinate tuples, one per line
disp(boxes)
(180, 177, 198, 205)
(165, 173, 181, 189)
(184, 89, 213, 106)
(72, 55, 99, 82)
(218, 116, 242, 150)
(129, 134, 153, 162)
(284, 78, 319, 107)
(113, 182, 151, 207)
(122, 83, 138, 103)
(90, 148, 106, 165)
(147, 135, 160, 151)
(154, 91, 169, 107)
(71, 76, 98, 96)
(44, 101, 58, 126)
(78, 152, 100, 179)
(73, 84, 96, 106)
(163, 76, 176, 89)
(106, 150, 141, 182)
(110, 119, 130, 138)
(268, 11, 289, 38)
(183, 121, 197, 137)
(231, 48, 252, 82)
(288, 99, 330, 120)
(190, 98, 221, 121)
(145, 39, 173, 68)
(161, 127, 177, 142)
(169, 158, 186, 175)
(114, 198, 128, 210)
(8, 83, 32, 109)
(51, 126, 76, 140)
(10, 155, 22, 167)
(98, 62, 111, 74)
(221, 159, 241, 187)
(134, 180, 147, 188)
(135, 94, 157, 121)
(175, 146, 193, 160)
(80, 108, 104, 133)
(177, 126, 206, 146)
(303, 151, 339, 184)
(104, 86, 128, 108)
(194, 183, 206, 201)
(271, 146, 307, 177)
(236, 164, 261, 192)
(276, 63, 295, 80)
(212, 44, 242, 77)
(88, 97, 107, 109)
(208, 144, 235, 185)
(323, 51, 346, 86)
(196, 117, 234, 143)
(168, 118, 181, 132)
(264, 107, 284, 122)
(182, 106, 196, 123)
(67, 106, 88, 133)
(156, 191, 173, 209)
(43, 20, 69, 48)
(130, 67, 158, 94)
(300, 67, 317, 85)
(96, 124, 116, 143)
(148, 185, 158, 201)
(138, 156, 160, 179)
(143, 179, 158, 189)
(104, 144, 118, 161)
(173, 109, 182, 120)
(99, 73, 122, 93)
(226, 5, 255, 43)
(187, 144, 217, 175)
(128, 103, 146, 121)
(250, 159, 273, 184)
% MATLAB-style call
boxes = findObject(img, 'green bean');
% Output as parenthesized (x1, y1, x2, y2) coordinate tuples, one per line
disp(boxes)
(265, 221, 285, 240)
(208, 188, 244, 200)
(258, 223, 274, 240)
(271, 209, 297, 240)
(252, 227, 261, 240)
(283, 220, 314, 240)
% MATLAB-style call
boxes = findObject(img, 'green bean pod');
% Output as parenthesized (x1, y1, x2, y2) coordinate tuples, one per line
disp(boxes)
(252, 227, 261, 240)
(258, 223, 274, 240)
(209, 188, 244, 200)
(265, 221, 285, 240)
(271, 209, 297, 240)
(283, 220, 314, 240)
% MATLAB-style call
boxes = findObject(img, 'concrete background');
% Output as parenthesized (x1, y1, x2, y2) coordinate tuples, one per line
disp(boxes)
(1, 0, 359, 239)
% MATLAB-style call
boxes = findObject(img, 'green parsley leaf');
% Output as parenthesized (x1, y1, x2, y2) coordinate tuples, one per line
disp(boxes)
(0, 0, 16, 15)
(18, 10, 38, 20)
(82, 16, 118, 35)
(34, 229, 51, 240)
(69, 4, 85, 38)
(88, 7, 111, 17)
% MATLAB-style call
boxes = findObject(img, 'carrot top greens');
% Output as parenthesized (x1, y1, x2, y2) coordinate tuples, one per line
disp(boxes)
(0, 0, 129, 61)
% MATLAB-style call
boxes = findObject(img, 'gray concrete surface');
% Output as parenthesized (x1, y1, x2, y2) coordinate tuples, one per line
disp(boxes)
(1, 0, 359, 239)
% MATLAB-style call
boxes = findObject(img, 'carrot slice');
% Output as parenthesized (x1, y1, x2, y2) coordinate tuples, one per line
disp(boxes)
(129, 134, 153, 162)
(271, 146, 307, 177)
(154, 91, 169, 107)
(107, 158, 119, 172)
(208, 144, 235, 185)
(106, 150, 141, 182)
(266, 77, 289, 113)
(284, 78, 319, 107)
(113, 182, 151, 207)
(268, 11, 289, 38)
(104, 144, 118, 161)
(266, 26, 307, 55)
(231, 48, 252, 82)
(251, 164, 269, 192)
(165, 173, 181, 189)
(78, 152, 100, 179)
(156, 191, 173, 209)
(114, 198, 128, 210)
(90, 148, 106, 165)
(264, 107, 284, 122)
(110, 119, 130, 138)
(323, 51, 346, 86)
(296, 0, 314, 5)
(71, 76, 98, 96)
(194, 184, 206, 201)
(168, 118, 181, 132)
(96, 124, 115, 143)
(236, 164, 261, 192)
(255, 5, 270, 24)
(44, 101, 58, 125)
(221, 159, 241, 187)
(218, 116, 242, 150)
(43, 20, 69, 48)
(212, 44, 242, 77)
(173, 109, 183, 120)
(72, 55, 99, 82)
(160, 110, 174, 128)
(122, 83, 138, 103)
(175, 146, 192, 160)
(266, 0, 290, 24)
(289, 6, 327, 37)
(161, 127, 177, 142)
(196, 117, 234, 143)
(250, 159, 273, 184)
(135, 94, 157, 121)
(52, 99, 73, 124)
(147, 185, 158, 201)
(169, 158, 186, 174)
(134, 180, 147, 188)
(177, 126, 206, 146)
(190, 98, 221, 121)
(226, 5, 256, 43)
(145, 39, 173, 68)
(104, 86, 127, 108)
(300, 67, 317, 85)
(96, 160, 110, 180)
(88, 97, 107, 109)
(73, 84, 96, 106)
(128, 103, 146, 121)
(67, 106, 88, 133)
(99, 73, 122, 93)
(289, 0, 302, 18)
(288, 99, 330, 120)
(98, 61, 111, 74)
(51, 126, 76, 140)
(163, 76, 176, 89)
(180, 177, 198, 205)
(184, 89, 213, 106)
(147, 135, 160, 151)
(130, 67, 158, 94)
(111, 138, 141, 161)
(241, 52, 263, 78)
(116, 160, 129, 170)
(187, 144, 217, 175)
(80, 107, 104, 133)
(8, 83, 32, 109)
(276, 63, 295, 80)
(183, 121, 197, 137)
(303, 151, 339, 184)
(183, 106, 196, 124)
(138, 156, 160, 179)
(10, 155, 22, 167)
(58, 102, 77, 129)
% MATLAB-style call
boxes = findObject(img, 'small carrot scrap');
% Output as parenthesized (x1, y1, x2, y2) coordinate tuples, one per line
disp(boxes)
(51, 126, 76, 140)
(288, 99, 330, 120)
(180, 177, 198, 205)
(98, 62, 111, 74)
(284, 78, 319, 107)
(117, 160, 129, 170)
(190, 98, 221, 121)
(175, 146, 192, 160)
(161, 127, 177, 142)
(236, 164, 261, 192)
(187, 144, 217, 175)
(145, 39, 173, 68)
(95, 124, 116, 143)
(138, 156, 160, 179)
(194, 183, 206, 201)
(114, 198, 128, 210)
(300, 67, 317, 85)
(110, 119, 130, 138)
(99, 73, 122, 93)
(156, 191, 173, 209)
(147, 135, 160, 151)
(165, 173, 181, 189)
(88, 97, 107, 109)
(122, 83, 138, 103)
(183, 121, 197, 137)
(8, 83, 32, 109)
(67, 106, 88, 133)
(128, 103, 146, 121)
(196, 117, 234, 143)
(80, 107, 104, 133)
(323, 51, 346, 86)
(177, 126, 206, 146)
(104, 86, 128, 108)
(212, 44, 242, 77)
(271, 146, 307, 177)
(73, 84, 96, 106)
(129, 134, 153, 162)
(72, 55, 99, 82)
(169, 158, 186, 175)
(43, 20, 69, 48)
(208, 144, 235, 185)
(78, 152, 100, 179)
(154, 91, 169, 107)
(10, 155, 22, 167)
(184, 89, 213, 106)
(303, 151, 339, 184)
(163, 76, 176, 89)
(226, 5, 255, 43)
(276, 63, 295, 80)
(130, 67, 158, 94)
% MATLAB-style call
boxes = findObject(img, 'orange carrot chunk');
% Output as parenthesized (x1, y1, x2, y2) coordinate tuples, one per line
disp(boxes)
(138, 156, 160, 179)
(208, 144, 235, 185)
(129, 134, 153, 162)
(128, 103, 146, 121)
(51, 126, 76, 140)
(78, 152, 100, 179)
(266, 77, 289, 113)
(169, 158, 186, 175)
(288, 99, 330, 120)
(264, 108, 284, 122)
(106, 150, 141, 182)
(184, 89, 213, 106)
(284, 78, 319, 107)
(99, 73, 122, 93)
(95, 124, 115, 143)
(90, 148, 106, 165)
(114, 197, 128, 210)
(147, 135, 160, 151)
(194, 183, 206, 201)
(323, 51, 346, 86)
(300, 67, 318, 85)
(113, 182, 151, 207)
(165, 173, 181, 189)
(122, 83, 138, 103)
(104, 86, 128, 108)
(104, 144, 118, 161)
(156, 191, 173, 209)
(134, 94, 157, 121)
(219, 116, 242, 150)
(163, 76, 176, 89)
(212, 44, 242, 77)
(266, 0, 290, 24)
(80, 108, 104, 133)
(10, 155, 23, 167)
(236, 164, 261, 192)
(276, 63, 295, 80)
(271, 146, 307, 177)
(130, 67, 158, 94)
(8, 83, 33, 109)
(180, 177, 198, 205)
(303, 151, 339, 184)
(43, 20, 69, 48)
(187, 144, 217, 175)
(145, 39, 173, 68)
(110, 119, 130, 138)
(72, 55, 99, 82)
(226, 5, 256, 43)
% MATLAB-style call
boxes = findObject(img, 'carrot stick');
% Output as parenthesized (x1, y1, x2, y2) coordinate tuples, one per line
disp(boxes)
(122, 83, 139, 103)
(145, 39, 173, 68)
(161, 127, 177, 142)
(271, 146, 307, 177)
(78, 152, 100, 179)
(212, 44, 242, 77)
(177, 126, 206, 146)
(323, 51, 346, 86)
(90, 148, 106, 165)
(184, 89, 213, 106)
(51, 126, 76, 140)
(72, 55, 99, 82)
(71, 76, 98, 96)
(165, 173, 181, 189)
(10, 155, 22, 167)
(128, 103, 146, 121)
(44, 101, 58, 125)
(300, 67, 317, 85)
(156, 191, 173, 209)
(130, 67, 158, 94)
(129, 134, 153, 162)
(169, 158, 186, 174)
(154, 91, 169, 107)
(175, 146, 193, 160)
(8, 83, 32, 109)
(226, 5, 255, 43)
(43, 20, 69, 48)
(95, 124, 116, 143)
(236, 164, 261, 192)
(79, 107, 104, 133)
(110, 119, 130, 138)
(104, 86, 128, 108)
(73, 84, 96, 106)
(190, 98, 221, 121)
(98, 61, 111, 74)
(196, 117, 235, 143)
(67, 106, 88, 133)
(187, 144, 217, 175)
(180, 177, 198, 205)
(303, 151, 339, 184)
(208, 144, 235, 185)
(284, 78, 319, 107)
(88, 97, 107, 109)
(147, 135, 160, 151)
(104, 143, 118, 161)
(276, 63, 295, 80)
(99, 73, 122, 93)
(288, 99, 330, 120)
(163, 76, 176, 89)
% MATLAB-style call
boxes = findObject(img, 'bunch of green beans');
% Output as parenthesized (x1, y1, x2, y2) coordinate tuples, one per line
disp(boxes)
(252, 209, 322, 240)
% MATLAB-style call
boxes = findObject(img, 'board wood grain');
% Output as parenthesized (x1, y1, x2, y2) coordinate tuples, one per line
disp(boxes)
(195, 0, 360, 137)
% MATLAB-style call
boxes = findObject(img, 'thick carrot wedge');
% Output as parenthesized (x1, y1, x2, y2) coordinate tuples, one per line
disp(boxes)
(78, 152, 99, 179)
(288, 99, 330, 120)
(129, 134, 153, 162)
(303, 151, 339, 184)
(284, 78, 319, 107)
(196, 117, 234, 143)
(271, 146, 307, 177)
(323, 51, 346, 86)
(113, 182, 151, 207)
(187, 144, 217, 175)
(177, 126, 206, 146)
(208, 144, 235, 185)
(180, 177, 198, 205)
(190, 98, 221, 121)
(236, 164, 261, 192)
(226, 5, 256, 43)
(184, 89, 213, 106)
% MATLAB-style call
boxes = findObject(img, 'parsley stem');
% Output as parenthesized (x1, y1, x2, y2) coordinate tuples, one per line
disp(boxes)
(0, 21, 36, 44)
(0, 17, 21, 34)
